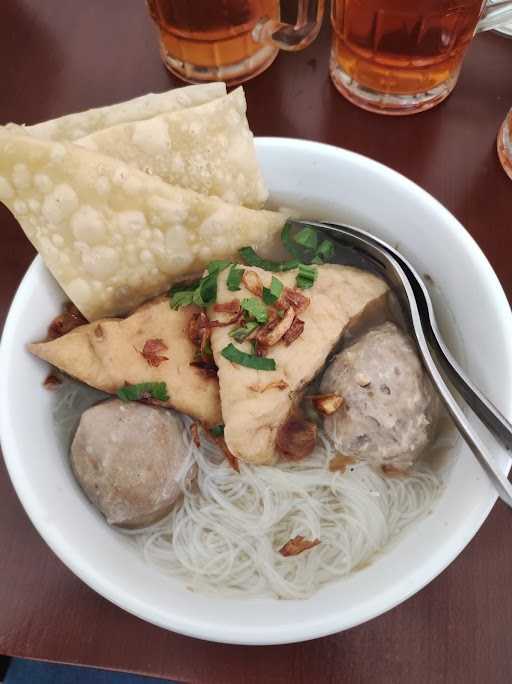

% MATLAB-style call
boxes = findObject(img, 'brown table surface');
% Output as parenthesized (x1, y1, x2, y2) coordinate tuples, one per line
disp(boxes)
(1, 1, 512, 683)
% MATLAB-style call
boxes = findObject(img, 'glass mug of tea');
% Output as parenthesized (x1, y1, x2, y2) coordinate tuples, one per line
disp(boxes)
(330, 0, 512, 115)
(147, 0, 325, 85)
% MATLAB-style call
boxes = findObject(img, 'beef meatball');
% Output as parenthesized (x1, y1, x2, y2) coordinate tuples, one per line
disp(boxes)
(320, 322, 439, 470)
(71, 399, 191, 528)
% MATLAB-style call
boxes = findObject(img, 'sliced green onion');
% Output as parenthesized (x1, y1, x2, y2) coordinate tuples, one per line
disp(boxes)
(221, 343, 276, 371)
(281, 221, 335, 265)
(229, 321, 259, 343)
(210, 424, 225, 437)
(170, 290, 195, 310)
(169, 278, 201, 308)
(262, 276, 284, 305)
(239, 246, 299, 273)
(192, 271, 219, 307)
(169, 278, 200, 295)
(312, 239, 335, 264)
(170, 265, 226, 310)
(117, 382, 169, 402)
(207, 260, 231, 274)
(294, 226, 318, 251)
(227, 265, 245, 291)
(241, 297, 268, 323)
(280, 222, 305, 259)
(296, 264, 318, 290)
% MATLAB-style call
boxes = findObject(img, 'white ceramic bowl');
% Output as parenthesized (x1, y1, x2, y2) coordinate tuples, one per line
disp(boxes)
(1, 138, 512, 645)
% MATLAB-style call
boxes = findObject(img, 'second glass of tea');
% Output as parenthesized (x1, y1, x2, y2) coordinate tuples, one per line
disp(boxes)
(330, 0, 512, 115)
(147, 0, 324, 85)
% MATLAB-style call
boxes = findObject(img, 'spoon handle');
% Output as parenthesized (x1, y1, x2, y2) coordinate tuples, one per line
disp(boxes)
(372, 244, 512, 508)
(405, 266, 512, 452)
(378, 247, 512, 508)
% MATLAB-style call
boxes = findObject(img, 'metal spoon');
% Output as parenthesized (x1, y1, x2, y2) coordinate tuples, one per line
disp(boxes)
(286, 219, 512, 507)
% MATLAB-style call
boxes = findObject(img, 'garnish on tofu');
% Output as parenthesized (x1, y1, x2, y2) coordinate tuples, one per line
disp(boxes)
(187, 312, 218, 377)
(242, 270, 263, 297)
(313, 239, 335, 264)
(188, 311, 211, 353)
(241, 297, 268, 324)
(282, 317, 305, 346)
(280, 222, 306, 259)
(262, 276, 284, 305)
(307, 393, 344, 416)
(237, 221, 334, 281)
(255, 306, 295, 347)
(248, 379, 289, 393)
(168, 278, 201, 309)
(193, 270, 221, 307)
(238, 246, 300, 272)
(227, 265, 244, 291)
(207, 260, 231, 274)
(296, 264, 317, 290)
(221, 343, 276, 371)
(293, 226, 318, 250)
(210, 300, 242, 326)
(229, 320, 259, 343)
(213, 300, 241, 313)
(138, 338, 169, 367)
(169, 290, 195, 309)
(117, 381, 169, 403)
(279, 535, 320, 557)
(170, 263, 230, 310)
(48, 302, 87, 339)
(281, 221, 335, 265)
(278, 287, 310, 314)
(169, 278, 201, 294)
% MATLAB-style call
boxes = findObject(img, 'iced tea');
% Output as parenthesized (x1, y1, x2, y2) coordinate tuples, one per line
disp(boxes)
(147, 0, 280, 85)
(330, 0, 485, 114)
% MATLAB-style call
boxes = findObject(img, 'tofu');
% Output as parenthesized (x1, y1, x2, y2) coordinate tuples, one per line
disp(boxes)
(209, 264, 389, 465)
(29, 296, 222, 426)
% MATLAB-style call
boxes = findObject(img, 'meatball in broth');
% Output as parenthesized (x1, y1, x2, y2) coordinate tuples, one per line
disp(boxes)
(71, 399, 191, 529)
(321, 322, 439, 470)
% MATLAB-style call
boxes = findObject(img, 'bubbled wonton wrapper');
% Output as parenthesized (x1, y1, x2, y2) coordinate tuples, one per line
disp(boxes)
(0, 132, 286, 321)
(6, 82, 226, 141)
(6, 85, 266, 208)
(76, 88, 267, 208)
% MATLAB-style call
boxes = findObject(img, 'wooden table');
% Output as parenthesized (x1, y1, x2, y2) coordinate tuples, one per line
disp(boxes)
(1, 2, 511, 682)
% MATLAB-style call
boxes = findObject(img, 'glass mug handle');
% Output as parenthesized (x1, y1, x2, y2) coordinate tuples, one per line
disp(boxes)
(254, 0, 325, 51)
(476, 1, 512, 32)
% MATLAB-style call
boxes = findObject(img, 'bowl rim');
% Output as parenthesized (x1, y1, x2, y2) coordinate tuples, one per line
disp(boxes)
(1, 137, 512, 645)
